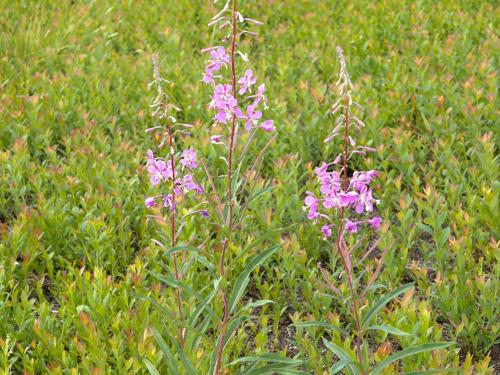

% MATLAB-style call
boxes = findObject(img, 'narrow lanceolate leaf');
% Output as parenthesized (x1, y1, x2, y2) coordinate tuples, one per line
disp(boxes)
(293, 321, 346, 334)
(164, 245, 201, 255)
(147, 271, 218, 319)
(372, 342, 455, 374)
(151, 327, 180, 375)
(322, 338, 361, 375)
(238, 363, 307, 375)
(366, 324, 411, 337)
(403, 369, 460, 375)
(227, 352, 303, 366)
(143, 358, 161, 375)
(330, 359, 351, 374)
(228, 244, 280, 314)
(362, 283, 414, 328)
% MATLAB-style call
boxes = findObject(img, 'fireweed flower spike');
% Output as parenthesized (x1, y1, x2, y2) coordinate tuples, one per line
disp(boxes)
(304, 47, 382, 372)
(202, 1, 277, 374)
(145, 55, 204, 348)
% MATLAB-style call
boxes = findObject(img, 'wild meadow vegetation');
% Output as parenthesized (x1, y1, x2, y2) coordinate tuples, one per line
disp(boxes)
(0, 0, 498, 373)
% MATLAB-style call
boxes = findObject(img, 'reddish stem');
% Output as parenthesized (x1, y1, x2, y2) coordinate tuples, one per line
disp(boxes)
(335, 97, 364, 371)
(227, 0, 238, 229)
(166, 107, 184, 348)
(214, 1, 238, 374)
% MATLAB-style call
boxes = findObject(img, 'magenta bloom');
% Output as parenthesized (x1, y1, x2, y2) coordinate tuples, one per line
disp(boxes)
(350, 170, 379, 191)
(355, 185, 376, 214)
(163, 194, 176, 211)
(368, 216, 382, 230)
(304, 192, 319, 221)
(202, 67, 215, 85)
(319, 171, 341, 195)
(244, 104, 262, 130)
(238, 69, 257, 95)
(181, 147, 197, 170)
(321, 225, 332, 238)
(176, 174, 203, 194)
(260, 120, 274, 132)
(252, 83, 267, 107)
(345, 219, 359, 233)
(145, 197, 156, 207)
(211, 135, 224, 144)
(209, 47, 230, 70)
(147, 159, 172, 185)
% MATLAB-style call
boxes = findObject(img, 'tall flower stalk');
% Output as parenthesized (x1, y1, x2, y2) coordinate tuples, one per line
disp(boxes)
(145, 54, 203, 348)
(201, 1, 275, 373)
(303, 47, 454, 374)
(304, 47, 381, 372)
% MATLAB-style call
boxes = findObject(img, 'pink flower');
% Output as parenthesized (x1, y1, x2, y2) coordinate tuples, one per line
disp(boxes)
(176, 174, 203, 194)
(338, 191, 359, 207)
(209, 47, 230, 71)
(146, 149, 155, 166)
(147, 159, 172, 185)
(304, 192, 319, 221)
(345, 219, 359, 233)
(145, 197, 156, 207)
(319, 171, 341, 195)
(354, 185, 376, 214)
(252, 83, 267, 107)
(260, 120, 274, 132)
(212, 88, 242, 124)
(180, 147, 197, 169)
(202, 67, 215, 85)
(321, 225, 332, 238)
(314, 162, 330, 177)
(211, 135, 224, 144)
(163, 194, 176, 211)
(244, 104, 262, 130)
(350, 170, 378, 191)
(368, 216, 382, 230)
(238, 69, 257, 95)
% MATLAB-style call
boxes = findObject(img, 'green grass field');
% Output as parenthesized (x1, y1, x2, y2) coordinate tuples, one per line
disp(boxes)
(0, 0, 498, 373)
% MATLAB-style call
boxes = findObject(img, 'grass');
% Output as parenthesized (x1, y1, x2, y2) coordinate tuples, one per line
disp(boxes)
(0, 0, 498, 373)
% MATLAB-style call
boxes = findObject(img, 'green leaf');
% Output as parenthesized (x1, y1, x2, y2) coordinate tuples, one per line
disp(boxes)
(403, 369, 460, 375)
(366, 324, 411, 337)
(239, 363, 305, 375)
(148, 271, 218, 320)
(227, 353, 303, 366)
(151, 328, 180, 375)
(228, 244, 280, 314)
(247, 185, 278, 206)
(164, 245, 200, 255)
(322, 338, 360, 375)
(240, 299, 275, 312)
(362, 283, 414, 328)
(372, 342, 455, 374)
(293, 320, 346, 334)
(143, 358, 161, 375)
(223, 315, 249, 349)
(330, 359, 350, 374)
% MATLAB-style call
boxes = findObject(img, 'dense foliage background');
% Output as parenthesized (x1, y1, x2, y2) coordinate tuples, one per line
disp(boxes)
(0, 0, 498, 373)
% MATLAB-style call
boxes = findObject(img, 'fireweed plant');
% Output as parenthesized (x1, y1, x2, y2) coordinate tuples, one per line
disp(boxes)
(198, 0, 302, 374)
(143, 55, 205, 350)
(303, 48, 454, 374)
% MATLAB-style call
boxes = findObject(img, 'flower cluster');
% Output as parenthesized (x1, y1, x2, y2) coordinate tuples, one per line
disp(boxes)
(202, 48, 274, 133)
(305, 167, 381, 236)
(145, 147, 203, 210)
(304, 47, 381, 238)
(145, 55, 203, 212)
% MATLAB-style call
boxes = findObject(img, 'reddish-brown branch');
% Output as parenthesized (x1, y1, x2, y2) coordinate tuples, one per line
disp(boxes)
(335, 98, 364, 372)
(227, 0, 238, 230)
(215, 1, 238, 373)
(166, 107, 184, 348)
